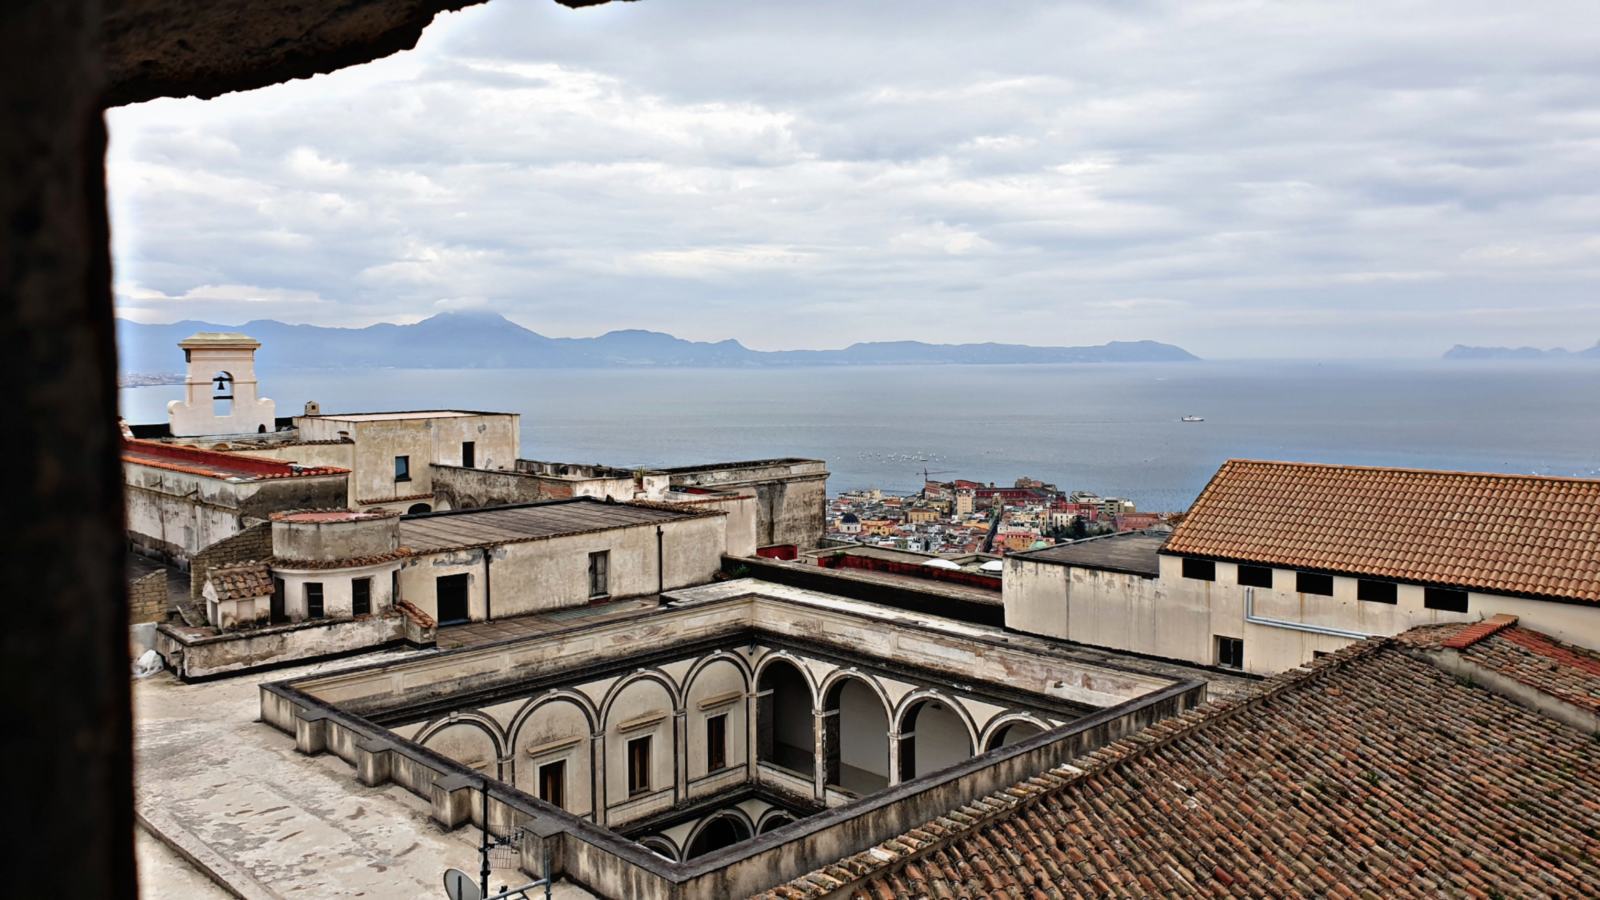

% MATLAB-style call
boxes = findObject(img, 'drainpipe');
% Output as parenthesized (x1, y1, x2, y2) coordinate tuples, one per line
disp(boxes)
(483, 547, 493, 622)
(1243, 586, 1373, 640)
(656, 525, 665, 596)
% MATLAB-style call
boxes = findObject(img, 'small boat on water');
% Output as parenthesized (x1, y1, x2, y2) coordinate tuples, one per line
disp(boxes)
(1181, 415, 1205, 422)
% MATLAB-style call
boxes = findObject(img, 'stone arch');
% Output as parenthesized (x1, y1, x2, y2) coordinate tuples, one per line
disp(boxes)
(682, 649, 753, 697)
(407, 502, 432, 515)
(756, 809, 796, 835)
(508, 689, 600, 744)
(637, 835, 679, 862)
(598, 668, 683, 726)
(818, 670, 893, 794)
(754, 654, 816, 776)
(682, 808, 755, 860)
(893, 689, 978, 781)
(507, 691, 600, 810)
(980, 712, 1051, 752)
(751, 650, 819, 704)
(682, 651, 752, 778)
(414, 712, 507, 777)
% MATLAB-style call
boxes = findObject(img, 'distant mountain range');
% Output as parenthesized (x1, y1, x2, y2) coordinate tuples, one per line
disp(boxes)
(1444, 340, 1600, 360)
(116, 312, 1199, 371)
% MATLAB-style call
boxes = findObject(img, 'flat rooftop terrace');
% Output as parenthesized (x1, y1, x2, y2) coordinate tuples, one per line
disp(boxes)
(1012, 530, 1167, 577)
(400, 498, 704, 552)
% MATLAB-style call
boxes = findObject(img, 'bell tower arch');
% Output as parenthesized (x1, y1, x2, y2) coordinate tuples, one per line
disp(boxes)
(167, 332, 276, 436)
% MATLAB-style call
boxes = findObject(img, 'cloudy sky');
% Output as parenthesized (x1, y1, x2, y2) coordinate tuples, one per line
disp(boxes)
(107, 0, 1600, 357)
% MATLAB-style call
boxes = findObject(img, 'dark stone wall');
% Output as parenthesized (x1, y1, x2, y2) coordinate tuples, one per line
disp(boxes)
(190, 522, 273, 601)
(1, 0, 135, 894)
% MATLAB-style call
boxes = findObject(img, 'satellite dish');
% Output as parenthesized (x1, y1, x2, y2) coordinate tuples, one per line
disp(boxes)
(443, 868, 481, 900)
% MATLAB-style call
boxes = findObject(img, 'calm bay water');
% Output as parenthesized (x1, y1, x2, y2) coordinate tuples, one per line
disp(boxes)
(119, 361, 1600, 512)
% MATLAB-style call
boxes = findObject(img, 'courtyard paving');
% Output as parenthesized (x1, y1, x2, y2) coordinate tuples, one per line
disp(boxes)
(134, 648, 593, 899)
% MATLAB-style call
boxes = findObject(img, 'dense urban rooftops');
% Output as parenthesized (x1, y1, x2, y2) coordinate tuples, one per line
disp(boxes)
(766, 622, 1600, 898)
(398, 497, 709, 552)
(1165, 459, 1600, 603)
(1011, 530, 1167, 577)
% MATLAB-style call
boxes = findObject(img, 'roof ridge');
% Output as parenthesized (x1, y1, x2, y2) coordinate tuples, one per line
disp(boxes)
(1218, 457, 1600, 485)
(762, 636, 1397, 899)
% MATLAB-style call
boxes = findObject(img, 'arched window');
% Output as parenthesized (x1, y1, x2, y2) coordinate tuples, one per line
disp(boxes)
(211, 371, 234, 416)
(897, 698, 972, 781)
(821, 676, 889, 794)
(755, 659, 813, 775)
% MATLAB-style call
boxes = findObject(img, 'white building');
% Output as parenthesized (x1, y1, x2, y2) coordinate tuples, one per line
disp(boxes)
(166, 332, 276, 437)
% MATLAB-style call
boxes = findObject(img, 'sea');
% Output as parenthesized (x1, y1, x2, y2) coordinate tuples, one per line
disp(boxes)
(118, 361, 1600, 512)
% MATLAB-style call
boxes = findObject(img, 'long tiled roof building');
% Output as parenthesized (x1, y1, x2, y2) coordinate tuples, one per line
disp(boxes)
(766, 619, 1600, 899)
(1163, 459, 1600, 603)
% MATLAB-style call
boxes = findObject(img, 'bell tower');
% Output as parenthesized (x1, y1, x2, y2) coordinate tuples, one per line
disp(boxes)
(167, 332, 276, 436)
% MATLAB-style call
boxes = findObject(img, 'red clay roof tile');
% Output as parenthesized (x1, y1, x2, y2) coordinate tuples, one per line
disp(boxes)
(1163, 460, 1600, 603)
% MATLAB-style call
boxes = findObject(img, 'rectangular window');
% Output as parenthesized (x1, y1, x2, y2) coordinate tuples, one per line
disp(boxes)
(1216, 636, 1244, 670)
(627, 736, 651, 796)
(305, 582, 325, 619)
(1182, 558, 1216, 581)
(589, 550, 610, 598)
(706, 714, 728, 772)
(1357, 579, 1397, 604)
(351, 577, 372, 616)
(394, 455, 411, 482)
(1296, 572, 1334, 596)
(461, 441, 476, 468)
(1237, 565, 1273, 588)
(1424, 587, 1469, 613)
(537, 760, 565, 809)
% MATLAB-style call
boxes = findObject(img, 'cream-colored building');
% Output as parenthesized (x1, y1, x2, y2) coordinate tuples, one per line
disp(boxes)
(1005, 460, 1600, 676)
(393, 499, 731, 625)
(166, 332, 276, 437)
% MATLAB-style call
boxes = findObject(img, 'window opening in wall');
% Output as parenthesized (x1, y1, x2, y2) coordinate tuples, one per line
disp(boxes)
(394, 455, 410, 482)
(1237, 565, 1273, 588)
(270, 577, 286, 624)
(1424, 587, 1469, 612)
(305, 582, 324, 619)
(1216, 635, 1244, 669)
(537, 759, 565, 810)
(1358, 579, 1397, 604)
(1182, 558, 1216, 581)
(589, 550, 610, 598)
(627, 735, 652, 796)
(1296, 572, 1334, 596)
(461, 441, 476, 468)
(351, 577, 371, 616)
(436, 573, 470, 625)
(211, 371, 233, 416)
(706, 713, 728, 772)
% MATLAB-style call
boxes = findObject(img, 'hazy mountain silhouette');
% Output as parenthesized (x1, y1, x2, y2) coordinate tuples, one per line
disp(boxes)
(117, 311, 1200, 371)
(1444, 340, 1600, 360)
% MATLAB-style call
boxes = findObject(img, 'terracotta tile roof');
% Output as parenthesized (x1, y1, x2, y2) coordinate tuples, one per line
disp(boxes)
(122, 438, 348, 481)
(206, 561, 273, 602)
(1163, 459, 1600, 603)
(1401, 618, 1600, 716)
(764, 632, 1600, 899)
(270, 549, 409, 571)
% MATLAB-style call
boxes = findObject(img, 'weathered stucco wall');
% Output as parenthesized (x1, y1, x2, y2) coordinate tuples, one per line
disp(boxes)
(157, 610, 414, 680)
(123, 461, 346, 565)
(1005, 552, 1600, 675)
(294, 413, 518, 508)
(398, 514, 727, 623)
(666, 460, 829, 550)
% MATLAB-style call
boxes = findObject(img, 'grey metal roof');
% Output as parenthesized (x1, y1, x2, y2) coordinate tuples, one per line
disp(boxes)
(1013, 531, 1167, 577)
(399, 499, 698, 552)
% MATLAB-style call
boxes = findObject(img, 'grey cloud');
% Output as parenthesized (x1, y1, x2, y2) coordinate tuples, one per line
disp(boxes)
(105, 0, 1600, 356)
